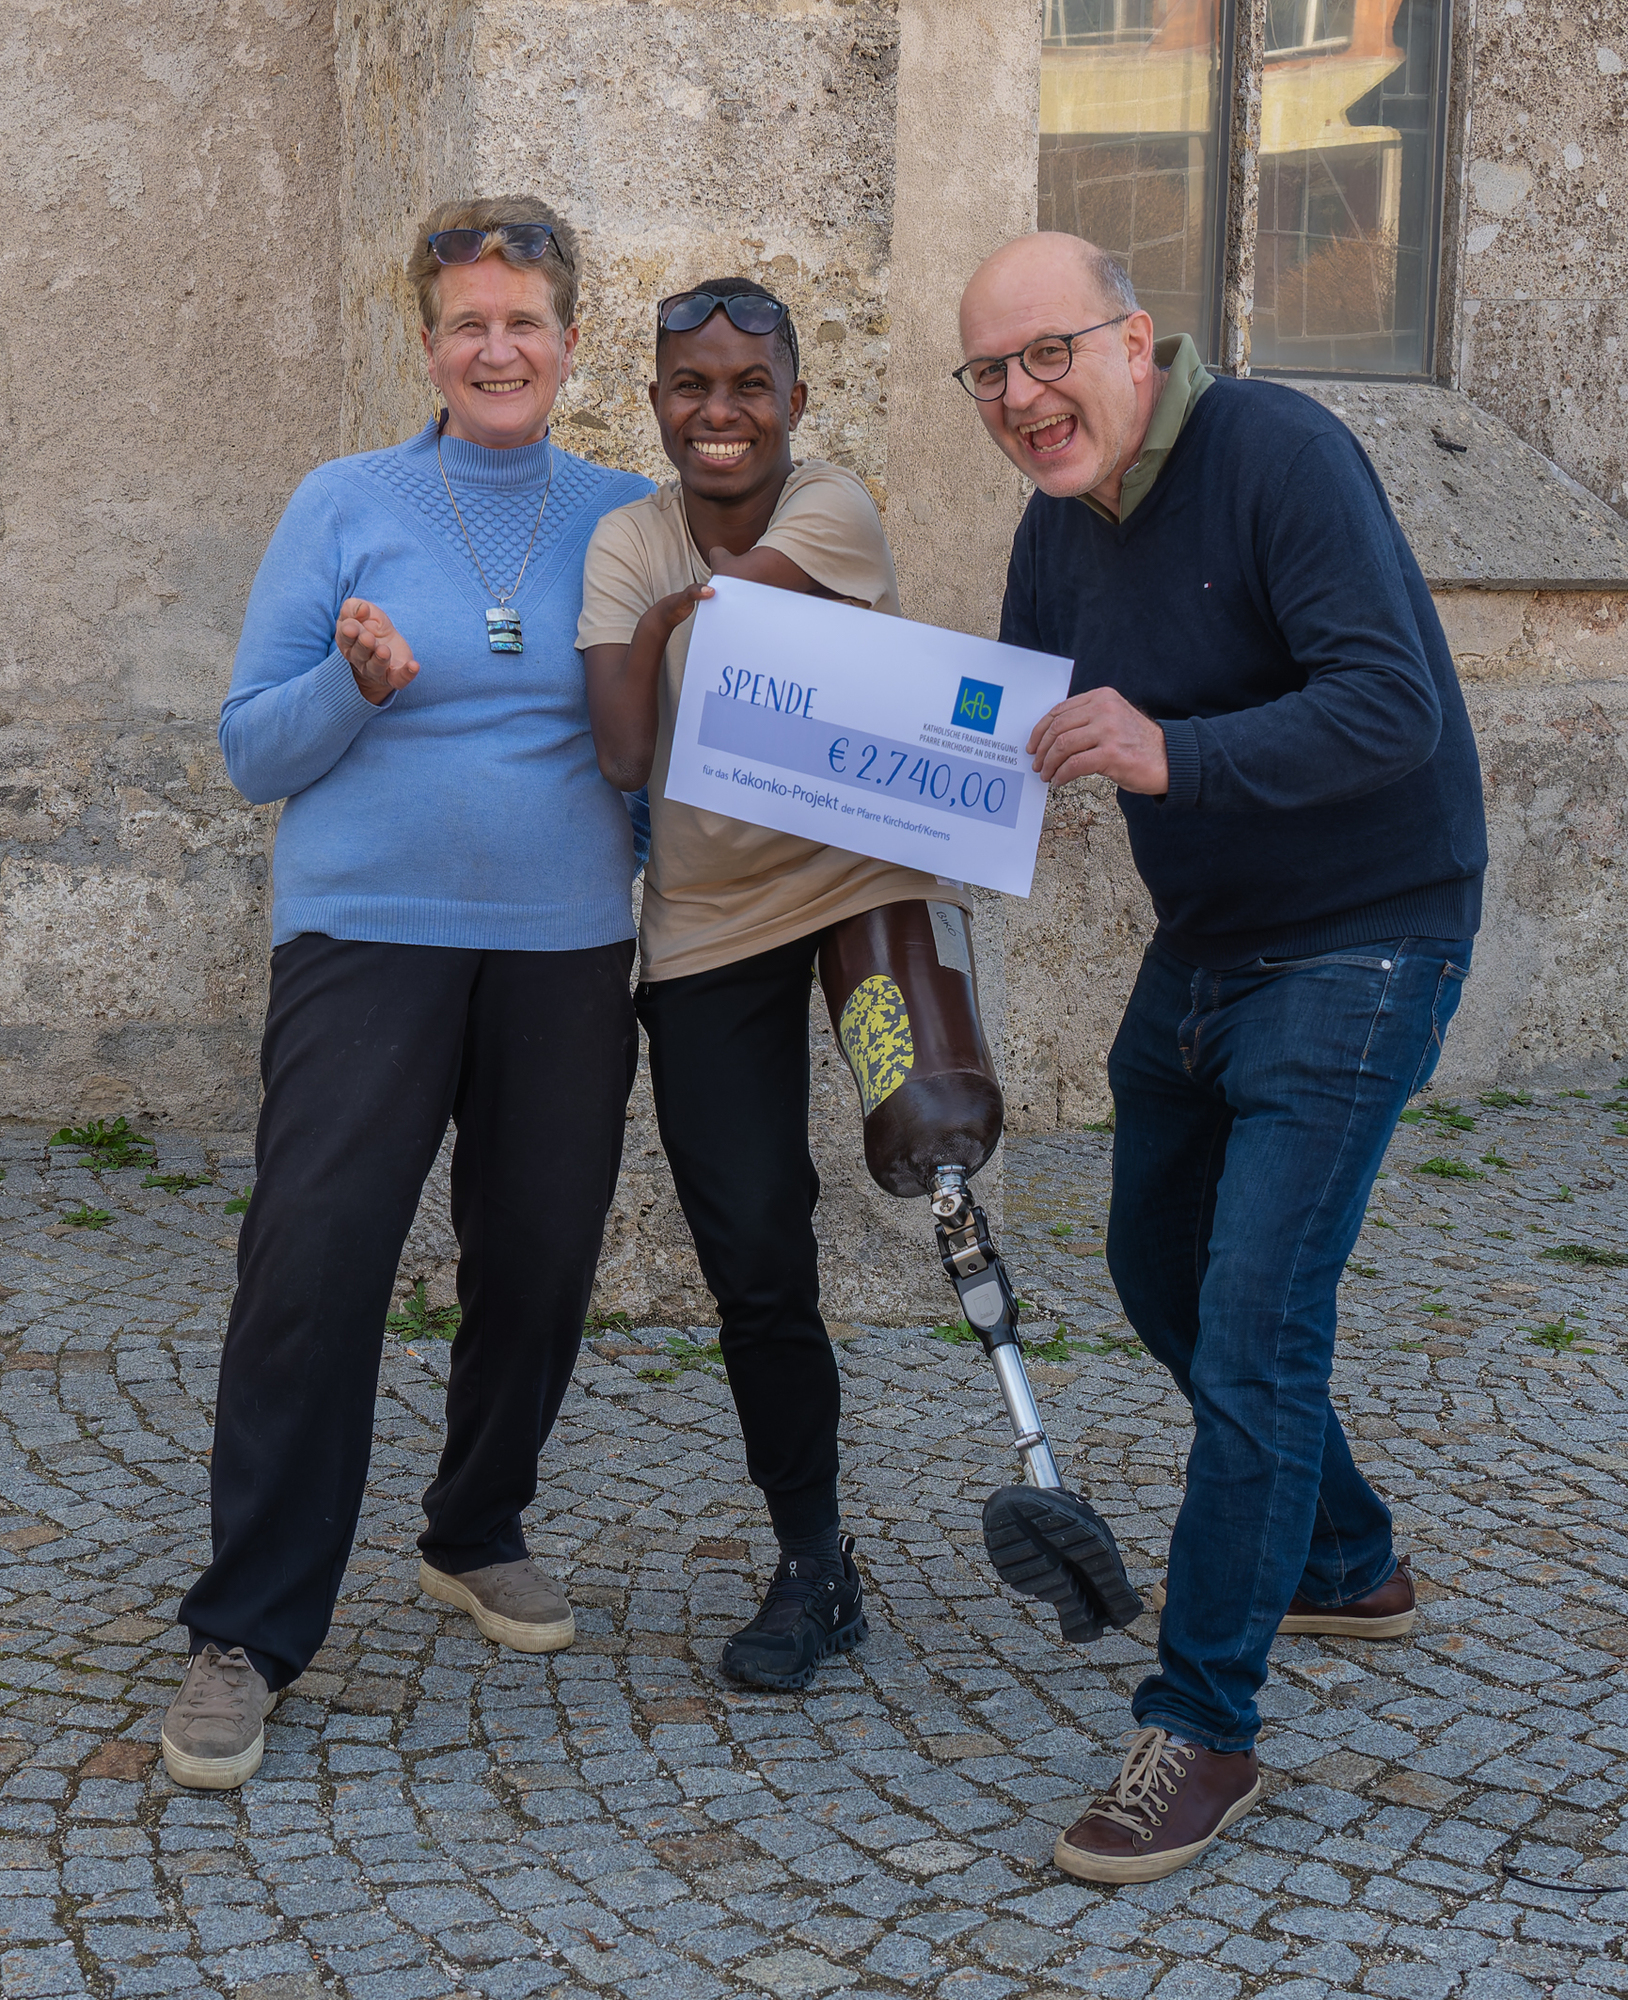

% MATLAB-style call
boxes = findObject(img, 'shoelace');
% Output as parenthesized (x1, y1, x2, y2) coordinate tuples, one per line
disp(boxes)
(751, 1570, 829, 1635)
(1080, 1727, 1196, 1839)
(179, 1647, 258, 1722)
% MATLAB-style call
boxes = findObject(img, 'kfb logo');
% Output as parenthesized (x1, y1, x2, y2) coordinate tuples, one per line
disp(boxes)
(953, 677, 1003, 735)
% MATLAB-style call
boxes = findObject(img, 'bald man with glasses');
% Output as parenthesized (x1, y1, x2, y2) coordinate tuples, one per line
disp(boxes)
(957, 233, 1486, 1884)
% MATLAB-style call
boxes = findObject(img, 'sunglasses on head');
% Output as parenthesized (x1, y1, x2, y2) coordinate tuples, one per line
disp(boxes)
(428, 223, 573, 272)
(657, 289, 799, 372)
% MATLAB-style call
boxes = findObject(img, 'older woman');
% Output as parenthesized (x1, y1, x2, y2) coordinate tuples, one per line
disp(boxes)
(162, 197, 651, 1790)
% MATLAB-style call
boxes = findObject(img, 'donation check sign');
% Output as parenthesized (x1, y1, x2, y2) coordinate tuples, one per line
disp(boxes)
(666, 576, 1074, 897)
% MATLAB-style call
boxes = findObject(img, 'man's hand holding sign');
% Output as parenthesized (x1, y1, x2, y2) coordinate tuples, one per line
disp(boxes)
(1027, 685, 1170, 796)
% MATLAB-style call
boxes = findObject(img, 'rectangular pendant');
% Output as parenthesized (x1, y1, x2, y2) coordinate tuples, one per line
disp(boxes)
(486, 607, 523, 654)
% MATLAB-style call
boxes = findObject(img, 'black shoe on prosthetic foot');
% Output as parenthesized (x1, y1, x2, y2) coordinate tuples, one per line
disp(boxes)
(719, 1536, 868, 1692)
(982, 1487, 1144, 1643)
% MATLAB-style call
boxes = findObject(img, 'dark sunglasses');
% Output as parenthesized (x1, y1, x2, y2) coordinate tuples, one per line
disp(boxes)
(428, 224, 573, 273)
(657, 290, 799, 372)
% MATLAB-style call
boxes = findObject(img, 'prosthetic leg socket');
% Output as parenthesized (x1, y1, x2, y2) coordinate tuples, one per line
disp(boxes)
(819, 901, 1142, 1643)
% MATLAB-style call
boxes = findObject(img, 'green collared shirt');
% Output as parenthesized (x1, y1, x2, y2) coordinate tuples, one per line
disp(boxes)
(1081, 332, 1213, 524)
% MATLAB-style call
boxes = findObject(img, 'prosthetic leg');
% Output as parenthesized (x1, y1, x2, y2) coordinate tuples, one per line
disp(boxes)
(818, 901, 1143, 1643)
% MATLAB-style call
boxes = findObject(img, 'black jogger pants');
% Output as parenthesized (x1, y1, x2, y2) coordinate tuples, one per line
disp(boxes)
(179, 932, 637, 1690)
(636, 934, 840, 1543)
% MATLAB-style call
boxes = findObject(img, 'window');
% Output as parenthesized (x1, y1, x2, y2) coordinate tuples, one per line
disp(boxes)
(1039, 0, 1451, 376)
(1266, 0, 1355, 56)
(1044, 0, 1159, 48)
(1039, 0, 1227, 355)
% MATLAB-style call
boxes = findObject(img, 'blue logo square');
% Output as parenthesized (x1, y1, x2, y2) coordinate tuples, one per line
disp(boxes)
(952, 677, 1003, 734)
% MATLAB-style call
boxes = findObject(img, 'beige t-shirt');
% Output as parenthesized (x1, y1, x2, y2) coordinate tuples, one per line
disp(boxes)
(579, 460, 970, 982)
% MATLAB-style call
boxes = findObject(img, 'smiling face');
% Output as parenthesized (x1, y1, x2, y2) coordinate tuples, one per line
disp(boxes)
(649, 309, 807, 505)
(422, 258, 578, 449)
(958, 234, 1157, 503)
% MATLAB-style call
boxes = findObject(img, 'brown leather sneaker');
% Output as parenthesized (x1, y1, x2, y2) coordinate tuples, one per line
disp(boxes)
(420, 1557, 575, 1653)
(1146, 1555, 1417, 1640)
(1055, 1728, 1261, 1884)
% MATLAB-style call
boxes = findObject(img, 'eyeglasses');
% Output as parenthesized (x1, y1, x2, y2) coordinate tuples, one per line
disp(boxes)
(952, 316, 1131, 401)
(657, 289, 800, 373)
(428, 224, 573, 273)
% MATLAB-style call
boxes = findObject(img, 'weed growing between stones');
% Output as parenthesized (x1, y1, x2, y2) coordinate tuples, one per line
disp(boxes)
(1075, 1332, 1141, 1357)
(141, 1171, 212, 1193)
(49, 1117, 154, 1170)
(1525, 1316, 1597, 1353)
(1402, 1100, 1477, 1131)
(1418, 1156, 1484, 1180)
(1479, 1089, 1533, 1108)
(638, 1334, 725, 1382)
(62, 1204, 111, 1229)
(223, 1186, 252, 1215)
(387, 1280, 461, 1342)
(1541, 1242, 1628, 1268)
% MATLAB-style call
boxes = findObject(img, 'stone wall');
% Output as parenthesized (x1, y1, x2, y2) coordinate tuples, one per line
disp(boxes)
(1449, 0, 1628, 518)
(338, 0, 904, 479)
(0, 0, 341, 1125)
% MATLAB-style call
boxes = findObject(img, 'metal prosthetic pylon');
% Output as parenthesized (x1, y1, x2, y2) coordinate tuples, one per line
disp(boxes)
(930, 1165, 1145, 1643)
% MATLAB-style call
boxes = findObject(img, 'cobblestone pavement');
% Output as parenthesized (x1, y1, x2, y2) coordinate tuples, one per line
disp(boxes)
(3, 1084, 1628, 2000)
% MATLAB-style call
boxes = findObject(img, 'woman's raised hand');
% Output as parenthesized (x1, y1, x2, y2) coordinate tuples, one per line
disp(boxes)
(336, 599, 422, 705)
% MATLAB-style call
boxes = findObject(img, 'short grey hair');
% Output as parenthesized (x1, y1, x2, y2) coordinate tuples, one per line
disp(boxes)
(1088, 246, 1138, 317)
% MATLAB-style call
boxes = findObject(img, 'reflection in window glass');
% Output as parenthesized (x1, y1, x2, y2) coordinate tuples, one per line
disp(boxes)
(1252, 0, 1444, 372)
(1038, 0, 1224, 356)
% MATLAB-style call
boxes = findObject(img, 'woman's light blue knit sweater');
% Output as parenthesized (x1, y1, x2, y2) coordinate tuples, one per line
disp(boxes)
(221, 421, 652, 951)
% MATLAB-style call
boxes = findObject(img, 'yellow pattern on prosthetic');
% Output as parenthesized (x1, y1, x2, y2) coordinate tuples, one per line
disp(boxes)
(838, 975, 915, 1117)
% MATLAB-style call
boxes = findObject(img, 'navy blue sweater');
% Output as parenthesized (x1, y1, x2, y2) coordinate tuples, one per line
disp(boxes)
(1000, 377, 1486, 967)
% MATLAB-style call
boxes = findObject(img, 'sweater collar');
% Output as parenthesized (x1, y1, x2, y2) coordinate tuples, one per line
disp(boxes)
(409, 418, 557, 491)
(1080, 333, 1214, 525)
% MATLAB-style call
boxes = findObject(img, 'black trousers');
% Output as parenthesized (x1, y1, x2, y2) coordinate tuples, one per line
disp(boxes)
(637, 934, 840, 1542)
(180, 933, 638, 1690)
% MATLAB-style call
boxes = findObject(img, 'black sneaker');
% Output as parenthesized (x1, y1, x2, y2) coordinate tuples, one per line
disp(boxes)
(719, 1536, 868, 1691)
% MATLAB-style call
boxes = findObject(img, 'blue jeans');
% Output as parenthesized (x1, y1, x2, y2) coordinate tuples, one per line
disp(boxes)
(1107, 934, 1472, 1751)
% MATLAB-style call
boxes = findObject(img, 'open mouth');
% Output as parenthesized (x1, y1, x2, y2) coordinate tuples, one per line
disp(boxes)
(689, 438, 753, 465)
(473, 379, 530, 397)
(1016, 413, 1078, 458)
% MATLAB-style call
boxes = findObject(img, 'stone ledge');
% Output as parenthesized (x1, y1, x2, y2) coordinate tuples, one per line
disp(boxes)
(1281, 377, 1628, 589)
(1434, 588, 1628, 683)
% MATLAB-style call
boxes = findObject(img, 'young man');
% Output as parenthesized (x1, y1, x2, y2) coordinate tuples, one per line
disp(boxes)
(579, 280, 973, 1689)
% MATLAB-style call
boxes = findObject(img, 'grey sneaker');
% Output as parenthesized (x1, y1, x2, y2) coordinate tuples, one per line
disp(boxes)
(419, 1557, 575, 1653)
(160, 1644, 278, 1790)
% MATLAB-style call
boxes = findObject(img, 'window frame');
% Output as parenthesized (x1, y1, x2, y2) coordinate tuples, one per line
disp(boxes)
(1207, 0, 1240, 366)
(1238, 0, 1457, 383)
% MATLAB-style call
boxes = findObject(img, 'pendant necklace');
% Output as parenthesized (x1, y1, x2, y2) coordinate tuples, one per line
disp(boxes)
(435, 425, 554, 653)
